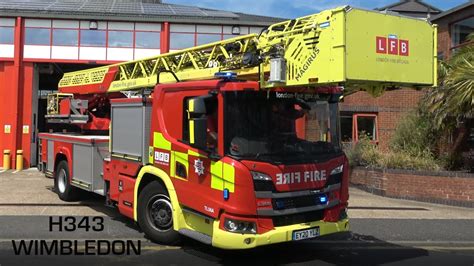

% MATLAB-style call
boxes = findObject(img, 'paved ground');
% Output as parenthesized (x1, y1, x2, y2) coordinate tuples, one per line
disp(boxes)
(0, 168, 473, 265)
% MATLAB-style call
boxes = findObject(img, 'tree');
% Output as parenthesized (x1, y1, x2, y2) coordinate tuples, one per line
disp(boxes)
(423, 33, 474, 169)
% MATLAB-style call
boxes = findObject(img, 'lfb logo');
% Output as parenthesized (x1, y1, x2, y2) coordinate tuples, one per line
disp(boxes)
(376, 34, 409, 56)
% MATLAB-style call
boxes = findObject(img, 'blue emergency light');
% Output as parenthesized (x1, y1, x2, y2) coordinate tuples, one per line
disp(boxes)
(215, 72, 237, 80)
(223, 188, 230, 200)
(319, 195, 328, 204)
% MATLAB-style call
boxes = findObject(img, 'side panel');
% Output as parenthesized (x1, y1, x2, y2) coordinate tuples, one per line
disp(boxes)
(47, 140, 54, 172)
(345, 9, 436, 85)
(111, 101, 151, 164)
(117, 174, 136, 219)
(72, 142, 109, 194)
(72, 144, 93, 187)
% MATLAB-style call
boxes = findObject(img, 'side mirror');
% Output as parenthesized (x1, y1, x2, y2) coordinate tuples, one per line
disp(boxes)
(188, 97, 206, 115)
(189, 117, 207, 150)
(187, 96, 215, 151)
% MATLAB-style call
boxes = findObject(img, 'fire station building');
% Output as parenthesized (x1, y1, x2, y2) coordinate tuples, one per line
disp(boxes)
(0, 0, 281, 168)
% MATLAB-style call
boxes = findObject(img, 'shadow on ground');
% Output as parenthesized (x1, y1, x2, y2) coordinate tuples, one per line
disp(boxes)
(175, 233, 429, 265)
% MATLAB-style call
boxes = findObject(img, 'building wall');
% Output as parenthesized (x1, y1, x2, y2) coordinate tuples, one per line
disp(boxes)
(0, 61, 34, 168)
(340, 89, 426, 150)
(435, 5, 474, 59)
(0, 15, 266, 169)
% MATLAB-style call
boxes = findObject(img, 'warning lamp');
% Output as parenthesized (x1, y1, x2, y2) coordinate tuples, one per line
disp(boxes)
(214, 72, 237, 80)
(319, 195, 328, 204)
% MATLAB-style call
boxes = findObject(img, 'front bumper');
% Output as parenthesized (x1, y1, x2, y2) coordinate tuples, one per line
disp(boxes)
(211, 218, 349, 249)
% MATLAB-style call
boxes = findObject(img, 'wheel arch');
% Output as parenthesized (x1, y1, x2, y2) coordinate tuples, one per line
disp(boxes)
(134, 166, 184, 231)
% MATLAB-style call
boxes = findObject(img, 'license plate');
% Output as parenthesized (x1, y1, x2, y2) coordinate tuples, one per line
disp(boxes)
(292, 227, 320, 241)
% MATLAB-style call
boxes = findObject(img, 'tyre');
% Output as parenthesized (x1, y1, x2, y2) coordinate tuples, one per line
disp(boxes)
(54, 160, 79, 201)
(137, 181, 181, 245)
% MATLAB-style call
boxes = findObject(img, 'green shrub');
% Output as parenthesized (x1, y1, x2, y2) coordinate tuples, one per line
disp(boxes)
(345, 133, 441, 171)
(389, 112, 439, 157)
(379, 150, 440, 171)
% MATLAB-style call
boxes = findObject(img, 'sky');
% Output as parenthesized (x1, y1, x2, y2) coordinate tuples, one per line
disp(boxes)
(164, 0, 470, 18)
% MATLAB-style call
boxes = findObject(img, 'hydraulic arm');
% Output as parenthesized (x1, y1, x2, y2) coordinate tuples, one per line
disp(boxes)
(57, 6, 437, 95)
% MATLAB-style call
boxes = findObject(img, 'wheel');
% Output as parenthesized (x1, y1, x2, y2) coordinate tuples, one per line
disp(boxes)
(137, 182, 181, 245)
(54, 160, 79, 201)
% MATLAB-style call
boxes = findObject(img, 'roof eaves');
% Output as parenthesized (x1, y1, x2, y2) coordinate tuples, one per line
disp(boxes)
(0, 9, 278, 26)
(376, 0, 442, 12)
(431, 1, 474, 21)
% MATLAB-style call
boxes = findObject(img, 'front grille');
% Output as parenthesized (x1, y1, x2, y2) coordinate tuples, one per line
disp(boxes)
(272, 210, 324, 227)
(272, 194, 324, 210)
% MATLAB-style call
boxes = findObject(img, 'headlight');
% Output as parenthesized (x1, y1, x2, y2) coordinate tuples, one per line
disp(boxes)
(224, 218, 257, 234)
(330, 164, 344, 175)
(251, 171, 272, 181)
(251, 171, 275, 191)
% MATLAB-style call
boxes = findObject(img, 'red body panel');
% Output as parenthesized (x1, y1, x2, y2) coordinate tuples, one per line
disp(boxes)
(241, 157, 345, 192)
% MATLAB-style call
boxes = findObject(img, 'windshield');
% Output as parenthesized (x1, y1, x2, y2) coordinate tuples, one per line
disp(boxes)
(224, 91, 342, 163)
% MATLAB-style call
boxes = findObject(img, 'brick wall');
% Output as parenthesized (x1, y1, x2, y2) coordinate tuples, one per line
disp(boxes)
(351, 167, 474, 207)
(340, 89, 426, 150)
(433, 5, 474, 60)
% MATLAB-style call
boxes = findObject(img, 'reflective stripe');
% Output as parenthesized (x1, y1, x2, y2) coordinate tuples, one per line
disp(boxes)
(188, 149, 201, 157)
(223, 163, 235, 193)
(189, 99, 194, 112)
(148, 146, 154, 164)
(189, 120, 195, 144)
(210, 161, 235, 193)
(153, 132, 172, 150)
(210, 161, 223, 190)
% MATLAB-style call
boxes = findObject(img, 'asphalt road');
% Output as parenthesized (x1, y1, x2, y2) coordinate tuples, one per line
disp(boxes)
(0, 170, 473, 265)
(0, 216, 472, 265)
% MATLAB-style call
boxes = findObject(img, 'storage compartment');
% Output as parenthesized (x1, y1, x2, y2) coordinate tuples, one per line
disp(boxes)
(110, 98, 152, 164)
(72, 140, 109, 195)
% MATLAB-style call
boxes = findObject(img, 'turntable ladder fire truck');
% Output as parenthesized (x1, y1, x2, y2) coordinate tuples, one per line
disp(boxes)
(38, 6, 437, 249)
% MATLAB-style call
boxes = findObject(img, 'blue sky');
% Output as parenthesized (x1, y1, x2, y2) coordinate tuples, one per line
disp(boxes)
(165, 0, 469, 18)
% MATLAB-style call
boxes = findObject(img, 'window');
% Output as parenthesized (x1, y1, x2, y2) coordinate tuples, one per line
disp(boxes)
(340, 114, 353, 142)
(135, 31, 160, 49)
(52, 29, 78, 46)
(108, 30, 133, 48)
(0, 27, 14, 44)
(355, 115, 377, 141)
(80, 30, 106, 47)
(25, 28, 50, 45)
(340, 112, 378, 143)
(197, 33, 221, 46)
(170, 33, 194, 49)
(451, 16, 474, 47)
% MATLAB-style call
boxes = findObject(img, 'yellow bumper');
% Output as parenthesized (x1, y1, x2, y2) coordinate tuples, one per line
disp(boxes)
(211, 219, 349, 249)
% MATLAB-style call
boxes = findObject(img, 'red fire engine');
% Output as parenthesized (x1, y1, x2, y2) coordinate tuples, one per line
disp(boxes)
(38, 7, 436, 249)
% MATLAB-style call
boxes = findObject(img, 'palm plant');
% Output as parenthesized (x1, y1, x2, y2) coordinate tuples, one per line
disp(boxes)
(423, 33, 473, 169)
(424, 33, 474, 129)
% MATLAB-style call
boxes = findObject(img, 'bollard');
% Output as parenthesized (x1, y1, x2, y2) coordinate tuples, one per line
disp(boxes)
(3, 150, 10, 170)
(16, 150, 23, 171)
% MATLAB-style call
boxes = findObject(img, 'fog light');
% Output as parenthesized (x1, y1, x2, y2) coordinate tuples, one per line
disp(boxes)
(244, 238, 252, 245)
(223, 218, 257, 234)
